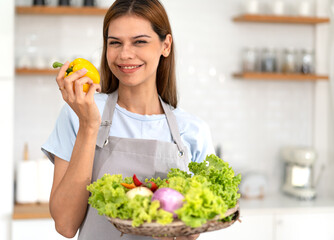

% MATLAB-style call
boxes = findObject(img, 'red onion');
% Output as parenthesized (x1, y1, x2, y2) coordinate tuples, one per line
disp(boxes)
(151, 188, 185, 218)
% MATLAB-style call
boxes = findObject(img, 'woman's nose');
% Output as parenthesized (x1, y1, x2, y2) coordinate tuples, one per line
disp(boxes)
(120, 44, 135, 60)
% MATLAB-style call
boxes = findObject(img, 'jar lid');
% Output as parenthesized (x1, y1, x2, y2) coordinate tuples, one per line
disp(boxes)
(281, 146, 317, 166)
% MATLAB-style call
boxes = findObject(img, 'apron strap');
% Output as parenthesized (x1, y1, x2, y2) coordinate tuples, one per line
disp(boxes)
(96, 90, 185, 155)
(159, 97, 185, 155)
(96, 91, 118, 148)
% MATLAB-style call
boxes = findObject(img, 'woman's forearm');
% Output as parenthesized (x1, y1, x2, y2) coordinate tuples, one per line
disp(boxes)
(50, 125, 99, 237)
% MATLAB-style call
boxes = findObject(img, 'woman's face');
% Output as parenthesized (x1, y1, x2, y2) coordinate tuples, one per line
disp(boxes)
(107, 15, 171, 90)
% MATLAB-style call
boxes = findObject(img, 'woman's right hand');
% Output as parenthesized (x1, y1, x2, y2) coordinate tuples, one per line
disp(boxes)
(56, 61, 102, 130)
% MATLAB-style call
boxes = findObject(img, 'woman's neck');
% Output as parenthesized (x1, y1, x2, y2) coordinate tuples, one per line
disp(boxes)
(117, 86, 163, 115)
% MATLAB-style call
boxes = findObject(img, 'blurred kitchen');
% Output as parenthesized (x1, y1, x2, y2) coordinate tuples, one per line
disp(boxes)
(1, 0, 334, 239)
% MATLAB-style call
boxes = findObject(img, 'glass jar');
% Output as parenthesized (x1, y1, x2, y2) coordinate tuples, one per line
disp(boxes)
(298, 0, 315, 17)
(33, 0, 45, 5)
(245, 0, 261, 14)
(242, 47, 259, 72)
(300, 49, 315, 74)
(272, 0, 285, 15)
(84, 0, 96, 6)
(261, 48, 277, 72)
(282, 48, 297, 73)
(58, 0, 70, 6)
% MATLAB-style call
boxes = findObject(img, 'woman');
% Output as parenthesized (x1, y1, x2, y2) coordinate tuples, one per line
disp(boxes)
(42, 0, 214, 239)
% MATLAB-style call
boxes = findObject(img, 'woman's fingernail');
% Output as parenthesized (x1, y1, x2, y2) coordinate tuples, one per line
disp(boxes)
(81, 68, 88, 73)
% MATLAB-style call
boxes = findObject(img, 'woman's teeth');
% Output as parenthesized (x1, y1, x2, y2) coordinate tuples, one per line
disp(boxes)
(121, 65, 140, 69)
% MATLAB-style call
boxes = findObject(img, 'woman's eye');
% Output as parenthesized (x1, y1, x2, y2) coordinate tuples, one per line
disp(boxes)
(135, 40, 147, 44)
(109, 41, 121, 46)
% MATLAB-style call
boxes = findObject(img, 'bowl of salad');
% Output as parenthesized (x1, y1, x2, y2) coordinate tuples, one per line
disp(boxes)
(87, 154, 241, 237)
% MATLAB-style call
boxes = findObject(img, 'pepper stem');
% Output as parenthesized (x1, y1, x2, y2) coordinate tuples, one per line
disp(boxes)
(52, 61, 73, 75)
(52, 62, 63, 68)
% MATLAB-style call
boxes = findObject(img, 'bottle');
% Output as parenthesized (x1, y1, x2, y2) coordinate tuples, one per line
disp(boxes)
(245, 0, 260, 14)
(58, 0, 70, 6)
(84, 0, 95, 6)
(298, 0, 314, 17)
(282, 48, 297, 73)
(272, 0, 285, 15)
(242, 47, 259, 72)
(300, 49, 315, 74)
(261, 48, 277, 72)
(33, 0, 45, 5)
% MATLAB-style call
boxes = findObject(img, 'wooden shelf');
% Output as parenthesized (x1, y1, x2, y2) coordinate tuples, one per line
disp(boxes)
(233, 72, 329, 81)
(16, 68, 58, 75)
(233, 14, 330, 24)
(13, 203, 51, 220)
(16, 6, 108, 15)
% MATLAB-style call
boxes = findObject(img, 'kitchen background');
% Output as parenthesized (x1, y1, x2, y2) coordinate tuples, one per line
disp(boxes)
(1, 0, 334, 239)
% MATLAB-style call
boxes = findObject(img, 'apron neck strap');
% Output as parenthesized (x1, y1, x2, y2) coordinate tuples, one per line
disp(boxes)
(96, 90, 185, 154)
(159, 96, 185, 154)
(96, 91, 118, 148)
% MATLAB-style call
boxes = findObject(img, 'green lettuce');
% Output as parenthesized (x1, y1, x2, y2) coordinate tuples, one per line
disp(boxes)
(87, 174, 173, 227)
(87, 154, 241, 228)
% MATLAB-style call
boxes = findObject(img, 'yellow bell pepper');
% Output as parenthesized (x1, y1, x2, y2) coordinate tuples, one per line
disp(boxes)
(53, 58, 100, 93)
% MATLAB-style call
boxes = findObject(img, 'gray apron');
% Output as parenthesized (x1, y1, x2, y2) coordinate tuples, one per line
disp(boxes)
(78, 91, 189, 240)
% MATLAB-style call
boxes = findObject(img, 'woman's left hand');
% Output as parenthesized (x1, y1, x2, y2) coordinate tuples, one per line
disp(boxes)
(153, 234, 199, 240)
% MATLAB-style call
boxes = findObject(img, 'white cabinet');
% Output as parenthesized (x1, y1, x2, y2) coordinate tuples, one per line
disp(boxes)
(12, 219, 78, 240)
(275, 212, 334, 240)
(199, 210, 334, 240)
(199, 214, 274, 240)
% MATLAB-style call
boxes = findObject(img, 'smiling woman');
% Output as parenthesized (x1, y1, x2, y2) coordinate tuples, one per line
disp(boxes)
(105, 15, 172, 99)
(41, 0, 215, 240)
(100, 0, 177, 108)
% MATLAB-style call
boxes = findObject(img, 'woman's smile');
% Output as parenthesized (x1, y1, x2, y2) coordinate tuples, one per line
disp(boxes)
(117, 63, 144, 73)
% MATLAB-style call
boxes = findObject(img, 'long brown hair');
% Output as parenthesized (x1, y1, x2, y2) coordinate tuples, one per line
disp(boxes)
(100, 0, 178, 107)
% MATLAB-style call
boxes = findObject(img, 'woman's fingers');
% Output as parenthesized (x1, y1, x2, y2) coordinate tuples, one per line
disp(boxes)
(64, 68, 88, 100)
(86, 83, 101, 99)
(56, 61, 70, 99)
(56, 63, 100, 103)
(74, 77, 93, 98)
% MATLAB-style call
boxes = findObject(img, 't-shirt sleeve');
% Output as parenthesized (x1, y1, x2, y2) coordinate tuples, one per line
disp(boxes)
(41, 103, 78, 164)
(177, 109, 215, 163)
(191, 122, 215, 163)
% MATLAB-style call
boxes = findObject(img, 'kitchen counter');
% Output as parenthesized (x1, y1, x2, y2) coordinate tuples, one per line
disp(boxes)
(12, 194, 334, 220)
(239, 193, 334, 214)
(13, 203, 51, 220)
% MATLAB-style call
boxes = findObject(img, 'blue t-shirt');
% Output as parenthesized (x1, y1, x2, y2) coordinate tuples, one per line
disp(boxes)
(41, 93, 215, 164)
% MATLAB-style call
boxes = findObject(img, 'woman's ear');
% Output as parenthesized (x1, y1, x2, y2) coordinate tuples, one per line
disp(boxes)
(162, 34, 172, 57)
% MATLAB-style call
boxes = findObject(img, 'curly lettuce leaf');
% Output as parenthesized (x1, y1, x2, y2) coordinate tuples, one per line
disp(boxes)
(87, 174, 173, 227)
(174, 175, 228, 228)
(189, 154, 241, 208)
(167, 168, 192, 179)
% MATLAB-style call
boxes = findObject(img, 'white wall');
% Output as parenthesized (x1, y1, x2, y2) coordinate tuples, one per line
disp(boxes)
(12, 0, 331, 199)
(0, 0, 14, 239)
(0, 0, 329, 239)
(328, 0, 334, 197)
(16, 0, 327, 194)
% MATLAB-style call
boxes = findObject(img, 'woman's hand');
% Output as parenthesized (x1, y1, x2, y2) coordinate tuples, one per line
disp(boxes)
(56, 61, 102, 129)
(153, 234, 200, 240)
